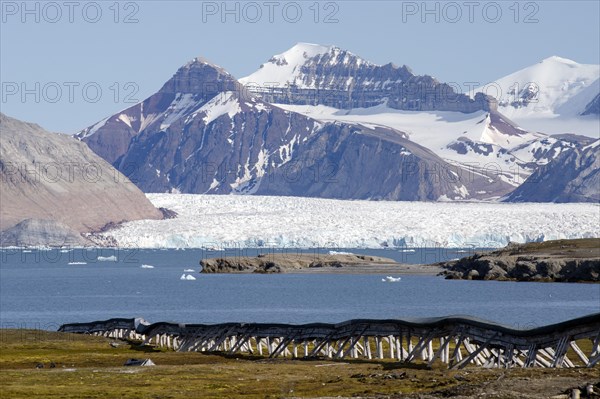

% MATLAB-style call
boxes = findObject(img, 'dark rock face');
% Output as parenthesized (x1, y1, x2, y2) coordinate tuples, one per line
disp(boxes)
(241, 44, 493, 113)
(440, 239, 600, 282)
(581, 93, 600, 115)
(254, 123, 510, 200)
(505, 141, 600, 203)
(447, 137, 497, 157)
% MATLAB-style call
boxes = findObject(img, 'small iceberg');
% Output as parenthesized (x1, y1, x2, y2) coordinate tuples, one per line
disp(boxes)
(398, 249, 416, 253)
(328, 251, 353, 255)
(140, 264, 155, 269)
(68, 262, 87, 265)
(180, 273, 196, 281)
(183, 268, 195, 272)
(60, 249, 70, 253)
(382, 276, 402, 282)
(97, 255, 117, 262)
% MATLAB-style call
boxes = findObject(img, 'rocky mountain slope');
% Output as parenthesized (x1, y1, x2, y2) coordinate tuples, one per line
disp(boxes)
(582, 93, 600, 115)
(240, 43, 492, 113)
(77, 58, 241, 164)
(506, 139, 600, 203)
(78, 58, 512, 200)
(0, 113, 163, 246)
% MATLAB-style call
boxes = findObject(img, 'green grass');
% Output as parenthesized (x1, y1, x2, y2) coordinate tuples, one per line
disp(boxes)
(0, 330, 598, 398)
(506, 238, 600, 257)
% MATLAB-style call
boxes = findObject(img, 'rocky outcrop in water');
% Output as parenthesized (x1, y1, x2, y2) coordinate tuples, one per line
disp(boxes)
(439, 239, 600, 282)
(200, 253, 397, 273)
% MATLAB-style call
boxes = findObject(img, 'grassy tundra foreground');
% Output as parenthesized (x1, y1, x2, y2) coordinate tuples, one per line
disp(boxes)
(0, 330, 598, 399)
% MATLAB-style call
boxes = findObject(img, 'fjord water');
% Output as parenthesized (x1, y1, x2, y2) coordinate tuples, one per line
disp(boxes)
(1, 248, 598, 330)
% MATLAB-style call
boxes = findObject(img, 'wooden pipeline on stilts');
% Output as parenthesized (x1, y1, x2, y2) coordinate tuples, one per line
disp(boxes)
(58, 313, 600, 369)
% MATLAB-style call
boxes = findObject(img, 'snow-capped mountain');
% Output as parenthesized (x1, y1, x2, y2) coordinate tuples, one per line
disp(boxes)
(242, 45, 597, 190)
(78, 57, 512, 201)
(476, 56, 599, 136)
(77, 44, 599, 203)
(240, 43, 492, 113)
(506, 139, 600, 203)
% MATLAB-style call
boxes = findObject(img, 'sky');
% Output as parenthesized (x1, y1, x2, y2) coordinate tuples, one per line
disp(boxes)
(1, 0, 599, 134)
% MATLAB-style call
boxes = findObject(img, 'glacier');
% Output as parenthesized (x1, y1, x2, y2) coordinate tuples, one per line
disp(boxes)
(102, 194, 600, 249)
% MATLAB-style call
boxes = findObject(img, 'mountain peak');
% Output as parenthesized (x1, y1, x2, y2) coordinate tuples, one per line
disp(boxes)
(240, 42, 376, 87)
(185, 56, 229, 72)
(541, 55, 579, 65)
(160, 56, 240, 95)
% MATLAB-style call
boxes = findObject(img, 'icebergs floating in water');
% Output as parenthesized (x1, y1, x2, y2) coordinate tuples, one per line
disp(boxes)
(183, 269, 195, 272)
(97, 255, 117, 262)
(180, 273, 196, 280)
(328, 250, 353, 255)
(382, 276, 401, 282)
(140, 264, 155, 269)
(68, 262, 87, 265)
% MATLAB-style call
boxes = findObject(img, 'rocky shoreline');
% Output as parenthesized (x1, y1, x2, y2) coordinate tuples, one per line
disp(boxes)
(438, 238, 600, 282)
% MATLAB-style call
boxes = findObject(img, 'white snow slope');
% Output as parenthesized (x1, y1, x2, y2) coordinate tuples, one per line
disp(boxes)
(476, 56, 599, 136)
(103, 194, 600, 249)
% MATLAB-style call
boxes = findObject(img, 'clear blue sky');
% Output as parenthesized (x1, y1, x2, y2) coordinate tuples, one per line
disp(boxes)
(1, 0, 599, 133)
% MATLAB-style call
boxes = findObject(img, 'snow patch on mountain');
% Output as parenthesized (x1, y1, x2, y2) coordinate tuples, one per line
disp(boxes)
(79, 116, 110, 139)
(196, 91, 242, 125)
(584, 139, 600, 150)
(160, 93, 199, 130)
(103, 194, 600, 249)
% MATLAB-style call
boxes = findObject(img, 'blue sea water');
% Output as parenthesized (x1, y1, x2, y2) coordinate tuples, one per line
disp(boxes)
(0, 248, 598, 330)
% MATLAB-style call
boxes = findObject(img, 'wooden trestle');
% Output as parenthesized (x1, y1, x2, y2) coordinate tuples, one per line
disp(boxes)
(58, 314, 600, 369)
